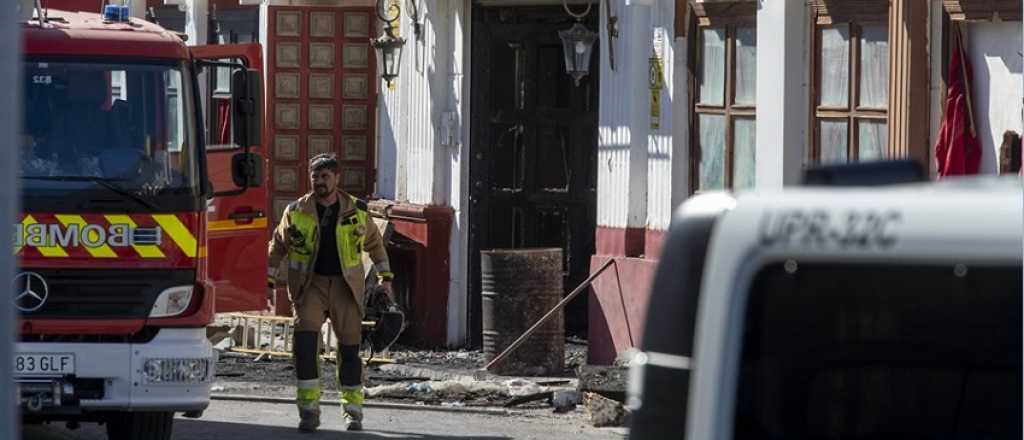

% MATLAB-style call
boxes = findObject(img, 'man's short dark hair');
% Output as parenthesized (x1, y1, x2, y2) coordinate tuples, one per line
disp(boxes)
(310, 153, 339, 174)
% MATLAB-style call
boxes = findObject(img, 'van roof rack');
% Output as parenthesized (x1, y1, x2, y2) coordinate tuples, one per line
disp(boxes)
(802, 159, 926, 186)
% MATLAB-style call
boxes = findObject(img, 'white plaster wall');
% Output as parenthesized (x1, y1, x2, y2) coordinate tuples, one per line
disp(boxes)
(966, 22, 1023, 174)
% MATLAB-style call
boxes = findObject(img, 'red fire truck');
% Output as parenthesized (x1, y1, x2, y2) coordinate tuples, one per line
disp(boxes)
(16, 6, 268, 439)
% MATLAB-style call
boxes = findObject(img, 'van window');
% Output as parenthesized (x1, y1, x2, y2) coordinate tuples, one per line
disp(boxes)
(734, 263, 1021, 440)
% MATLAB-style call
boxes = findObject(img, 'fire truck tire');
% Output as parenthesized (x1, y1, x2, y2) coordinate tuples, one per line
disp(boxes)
(105, 411, 174, 440)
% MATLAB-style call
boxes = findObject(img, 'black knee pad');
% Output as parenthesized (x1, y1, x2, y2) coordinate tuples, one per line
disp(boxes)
(294, 331, 320, 381)
(338, 344, 362, 386)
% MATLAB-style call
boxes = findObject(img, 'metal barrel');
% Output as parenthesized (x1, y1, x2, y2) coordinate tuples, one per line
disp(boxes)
(481, 248, 565, 376)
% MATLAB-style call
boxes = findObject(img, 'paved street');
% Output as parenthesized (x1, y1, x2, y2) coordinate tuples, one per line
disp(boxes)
(21, 399, 627, 440)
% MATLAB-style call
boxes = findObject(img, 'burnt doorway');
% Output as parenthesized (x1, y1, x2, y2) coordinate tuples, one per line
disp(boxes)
(469, 5, 599, 346)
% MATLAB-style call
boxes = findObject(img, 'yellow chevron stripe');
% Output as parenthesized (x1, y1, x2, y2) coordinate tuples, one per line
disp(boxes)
(153, 214, 197, 258)
(21, 215, 68, 258)
(55, 215, 117, 258)
(208, 217, 268, 232)
(105, 215, 166, 259)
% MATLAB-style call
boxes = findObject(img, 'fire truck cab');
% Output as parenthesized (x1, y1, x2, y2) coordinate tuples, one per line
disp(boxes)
(16, 7, 267, 439)
(627, 163, 1022, 439)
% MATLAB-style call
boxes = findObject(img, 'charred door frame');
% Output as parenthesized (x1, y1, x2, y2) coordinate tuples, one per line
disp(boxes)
(468, 5, 599, 348)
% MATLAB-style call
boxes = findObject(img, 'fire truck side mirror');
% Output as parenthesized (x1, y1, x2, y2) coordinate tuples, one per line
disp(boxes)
(231, 152, 264, 188)
(231, 68, 262, 149)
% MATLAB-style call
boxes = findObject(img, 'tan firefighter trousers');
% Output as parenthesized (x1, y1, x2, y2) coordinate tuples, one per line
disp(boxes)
(293, 274, 362, 346)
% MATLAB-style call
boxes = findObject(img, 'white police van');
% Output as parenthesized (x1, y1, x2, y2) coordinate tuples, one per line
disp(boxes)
(627, 162, 1022, 439)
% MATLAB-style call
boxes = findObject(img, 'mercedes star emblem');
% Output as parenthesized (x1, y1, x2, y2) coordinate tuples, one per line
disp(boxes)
(13, 272, 48, 313)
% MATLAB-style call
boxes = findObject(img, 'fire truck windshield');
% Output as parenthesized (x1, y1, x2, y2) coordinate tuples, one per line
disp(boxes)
(20, 59, 200, 211)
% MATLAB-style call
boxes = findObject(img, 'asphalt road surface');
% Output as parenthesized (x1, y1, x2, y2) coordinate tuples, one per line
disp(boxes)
(21, 399, 628, 440)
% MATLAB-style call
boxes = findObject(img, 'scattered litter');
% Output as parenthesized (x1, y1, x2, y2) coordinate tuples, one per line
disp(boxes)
(367, 379, 511, 403)
(504, 391, 552, 408)
(211, 385, 225, 392)
(552, 390, 580, 413)
(504, 378, 542, 397)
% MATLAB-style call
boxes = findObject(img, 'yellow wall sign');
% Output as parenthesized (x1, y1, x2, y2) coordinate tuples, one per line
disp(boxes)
(649, 56, 664, 129)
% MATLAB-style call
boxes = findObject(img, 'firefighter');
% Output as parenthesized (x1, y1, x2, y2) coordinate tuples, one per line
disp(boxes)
(267, 153, 394, 432)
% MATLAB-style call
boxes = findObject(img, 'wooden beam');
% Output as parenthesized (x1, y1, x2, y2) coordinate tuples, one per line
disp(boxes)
(887, 0, 931, 167)
(943, 0, 1022, 21)
(808, 0, 889, 23)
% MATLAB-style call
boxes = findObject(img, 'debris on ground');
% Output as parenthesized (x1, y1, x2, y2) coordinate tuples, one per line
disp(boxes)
(365, 379, 509, 405)
(505, 378, 543, 397)
(552, 389, 580, 413)
(211, 315, 596, 415)
(577, 365, 628, 403)
(583, 392, 629, 427)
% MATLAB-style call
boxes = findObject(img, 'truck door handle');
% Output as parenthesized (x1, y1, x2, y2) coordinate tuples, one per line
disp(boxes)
(228, 210, 265, 220)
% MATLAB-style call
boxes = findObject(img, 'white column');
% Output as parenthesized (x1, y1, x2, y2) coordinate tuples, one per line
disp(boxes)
(755, 0, 809, 188)
(447, 0, 470, 347)
(0, 3, 18, 438)
(627, 3, 651, 229)
(185, 0, 209, 46)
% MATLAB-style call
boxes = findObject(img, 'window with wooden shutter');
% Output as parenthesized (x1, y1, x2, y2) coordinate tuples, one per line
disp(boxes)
(808, 1, 890, 164)
(692, 19, 757, 190)
(689, 2, 757, 192)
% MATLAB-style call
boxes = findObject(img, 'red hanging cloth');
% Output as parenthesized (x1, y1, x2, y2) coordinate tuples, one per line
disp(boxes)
(935, 26, 981, 177)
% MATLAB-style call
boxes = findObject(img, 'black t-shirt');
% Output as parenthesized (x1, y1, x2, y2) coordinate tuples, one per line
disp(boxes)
(314, 200, 342, 275)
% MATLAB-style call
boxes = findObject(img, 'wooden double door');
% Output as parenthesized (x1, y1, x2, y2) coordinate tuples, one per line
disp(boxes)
(469, 6, 600, 343)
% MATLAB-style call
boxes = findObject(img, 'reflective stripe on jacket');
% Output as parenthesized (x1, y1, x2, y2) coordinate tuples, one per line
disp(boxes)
(267, 192, 390, 316)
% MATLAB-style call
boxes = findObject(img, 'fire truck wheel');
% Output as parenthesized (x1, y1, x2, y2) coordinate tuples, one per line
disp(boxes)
(105, 411, 174, 440)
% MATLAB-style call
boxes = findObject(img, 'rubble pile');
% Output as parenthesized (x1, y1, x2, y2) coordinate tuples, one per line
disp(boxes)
(384, 346, 488, 371)
(210, 319, 614, 421)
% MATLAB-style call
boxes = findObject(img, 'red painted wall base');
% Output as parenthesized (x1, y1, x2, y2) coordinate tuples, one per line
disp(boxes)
(587, 255, 658, 365)
(375, 202, 453, 348)
(587, 226, 666, 365)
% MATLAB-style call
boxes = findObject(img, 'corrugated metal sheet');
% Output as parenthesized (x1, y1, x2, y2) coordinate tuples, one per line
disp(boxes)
(646, 0, 676, 231)
(598, 0, 682, 231)
(597, 0, 638, 229)
(377, 0, 460, 205)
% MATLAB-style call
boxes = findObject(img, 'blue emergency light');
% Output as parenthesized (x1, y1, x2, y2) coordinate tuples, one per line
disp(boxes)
(102, 4, 130, 23)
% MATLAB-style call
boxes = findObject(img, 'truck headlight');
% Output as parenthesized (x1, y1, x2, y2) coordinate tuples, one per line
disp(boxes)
(142, 358, 211, 384)
(149, 286, 194, 318)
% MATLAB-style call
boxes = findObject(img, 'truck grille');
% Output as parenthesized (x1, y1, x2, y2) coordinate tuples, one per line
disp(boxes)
(15, 269, 195, 319)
